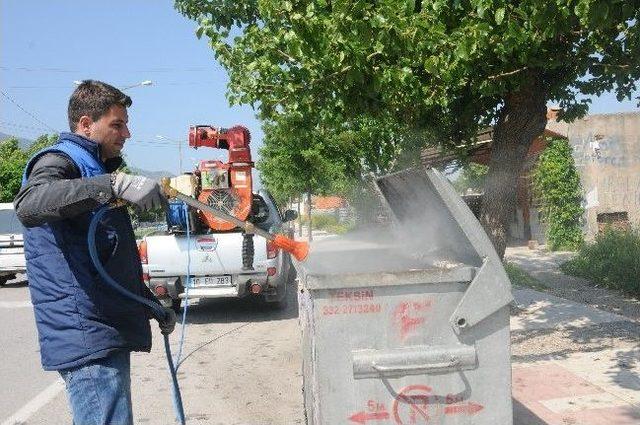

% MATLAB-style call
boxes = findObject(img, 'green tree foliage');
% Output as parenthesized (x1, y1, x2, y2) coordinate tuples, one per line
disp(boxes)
(533, 138, 584, 250)
(0, 138, 26, 203)
(257, 113, 426, 203)
(0, 134, 57, 202)
(453, 163, 488, 194)
(176, 0, 640, 257)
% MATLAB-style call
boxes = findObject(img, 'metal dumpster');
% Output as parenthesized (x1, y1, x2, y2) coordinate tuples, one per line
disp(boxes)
(297, 167, 513, 425)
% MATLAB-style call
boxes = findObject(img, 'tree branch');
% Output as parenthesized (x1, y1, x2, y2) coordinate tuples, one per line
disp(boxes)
(277, 49, 297, 63)
(591, 63, 631, 69)
(487, 67, 529, 81)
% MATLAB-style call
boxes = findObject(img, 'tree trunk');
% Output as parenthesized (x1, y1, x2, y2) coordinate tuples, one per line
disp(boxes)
(480, 76, 547, 259)
(307, 191, 313, 243)
(297, 196, 302, 237)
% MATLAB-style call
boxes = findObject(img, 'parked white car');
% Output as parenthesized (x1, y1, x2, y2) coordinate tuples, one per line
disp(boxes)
(0, 203, 26, 285)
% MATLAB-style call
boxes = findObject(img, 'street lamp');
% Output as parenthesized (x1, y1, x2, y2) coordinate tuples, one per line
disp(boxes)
(121, 80, 153, 91)
(156, 135, 186, 174)
(73, 80, 153, 91)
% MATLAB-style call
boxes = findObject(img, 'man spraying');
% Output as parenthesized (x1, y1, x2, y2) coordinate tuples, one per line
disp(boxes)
(14, 80, 176, 425)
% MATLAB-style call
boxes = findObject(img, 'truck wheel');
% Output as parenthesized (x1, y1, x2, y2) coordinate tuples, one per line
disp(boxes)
(171, 298, 182, 314)
(0, 276, 7, 287)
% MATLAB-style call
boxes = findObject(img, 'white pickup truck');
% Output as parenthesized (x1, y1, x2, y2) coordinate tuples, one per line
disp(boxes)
(139, 190, 297, 312)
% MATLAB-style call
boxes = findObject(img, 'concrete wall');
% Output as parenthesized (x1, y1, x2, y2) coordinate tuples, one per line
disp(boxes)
(550, 112, 640, 239)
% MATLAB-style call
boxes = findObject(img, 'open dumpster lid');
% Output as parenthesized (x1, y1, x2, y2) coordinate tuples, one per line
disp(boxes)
(375, 167, 502, 267)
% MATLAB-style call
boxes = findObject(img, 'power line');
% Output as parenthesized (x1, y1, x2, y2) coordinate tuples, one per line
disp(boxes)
(133, 139, 183, 145)
(0, 65, 214, 73)
(0, 90, 58, 132)
(4, 82, 217, 89)
(0, 120, 50, 131)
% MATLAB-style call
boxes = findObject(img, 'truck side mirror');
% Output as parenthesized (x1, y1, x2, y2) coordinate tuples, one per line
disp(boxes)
(283, 210, 298, 223)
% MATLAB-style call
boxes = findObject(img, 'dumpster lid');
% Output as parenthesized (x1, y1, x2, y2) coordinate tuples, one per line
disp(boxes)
(375, 167, 502, 267)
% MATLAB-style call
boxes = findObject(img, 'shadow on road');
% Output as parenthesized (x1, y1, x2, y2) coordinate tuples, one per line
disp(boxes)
(513, 398, 547, 425)
(511, 321, 640, 363)
(1, 274, 28, 288)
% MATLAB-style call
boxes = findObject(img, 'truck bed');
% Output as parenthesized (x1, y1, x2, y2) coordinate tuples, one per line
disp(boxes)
(145, 232, 269, 277)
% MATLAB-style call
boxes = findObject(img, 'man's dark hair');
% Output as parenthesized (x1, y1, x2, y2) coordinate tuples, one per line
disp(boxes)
(68, 80, 132, 131)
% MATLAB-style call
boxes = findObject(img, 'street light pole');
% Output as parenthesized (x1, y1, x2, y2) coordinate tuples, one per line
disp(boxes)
(156, 135, 186, 174)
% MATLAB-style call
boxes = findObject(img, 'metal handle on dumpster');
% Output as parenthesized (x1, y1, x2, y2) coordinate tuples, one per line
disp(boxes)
(371, 359, 461, 373)
(353, 344, 477, 379)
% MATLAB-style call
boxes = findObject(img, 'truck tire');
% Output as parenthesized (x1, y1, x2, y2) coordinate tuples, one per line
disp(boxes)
(0, 276, 7, 287)
(266, 263, 296, 309)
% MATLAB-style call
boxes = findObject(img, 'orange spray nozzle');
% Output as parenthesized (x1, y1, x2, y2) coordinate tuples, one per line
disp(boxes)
(273, 234, 310, 262)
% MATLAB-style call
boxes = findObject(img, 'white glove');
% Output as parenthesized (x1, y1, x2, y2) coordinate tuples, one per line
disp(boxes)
(111, 173, 167, 211)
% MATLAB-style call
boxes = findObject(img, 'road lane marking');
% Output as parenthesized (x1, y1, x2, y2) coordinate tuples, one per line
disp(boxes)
(1, 379, 65, 425)
(0, 301, 32, 308)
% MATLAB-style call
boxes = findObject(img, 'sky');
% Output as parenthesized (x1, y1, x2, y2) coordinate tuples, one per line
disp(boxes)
(0, 0, 262, 175)
(1, 1, 639, 177)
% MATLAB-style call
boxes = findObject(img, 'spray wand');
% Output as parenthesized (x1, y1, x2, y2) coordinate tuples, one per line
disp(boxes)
(161, 178, 310, 262)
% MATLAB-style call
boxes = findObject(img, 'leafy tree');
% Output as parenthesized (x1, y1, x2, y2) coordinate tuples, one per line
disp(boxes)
(258, 112, 428, 225)
(533, 138, 584, 250)
(177, 0, 640, 257)
(0, 134, 57, 202)
(26, 134, 58, 157)
(0, 138, 27, 202)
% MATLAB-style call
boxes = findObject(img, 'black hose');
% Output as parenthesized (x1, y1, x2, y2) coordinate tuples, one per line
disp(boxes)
(88, 206, 186, 425)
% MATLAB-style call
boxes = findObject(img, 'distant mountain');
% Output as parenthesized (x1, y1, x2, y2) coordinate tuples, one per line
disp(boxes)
(128, 166, 173, 181)
(0, 132, 33, 149)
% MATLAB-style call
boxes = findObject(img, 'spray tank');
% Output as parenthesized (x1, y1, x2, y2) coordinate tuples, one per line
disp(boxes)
(165, 125, 261, 269)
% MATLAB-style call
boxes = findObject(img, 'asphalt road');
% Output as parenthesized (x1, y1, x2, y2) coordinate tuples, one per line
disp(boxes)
(0, 274, 305, 425)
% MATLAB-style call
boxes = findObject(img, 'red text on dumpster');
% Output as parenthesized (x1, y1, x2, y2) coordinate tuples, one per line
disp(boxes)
(329, 289, 375, 302)
(393, 299, 433, 341)
(322, 303, 381, 316)
(348, 400, 389, 424)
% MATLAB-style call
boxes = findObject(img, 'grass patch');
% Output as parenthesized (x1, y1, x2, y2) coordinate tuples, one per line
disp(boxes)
(301, 214, 355, 234)
(561, 228, 640, 295)
(503, 262, 546, 290)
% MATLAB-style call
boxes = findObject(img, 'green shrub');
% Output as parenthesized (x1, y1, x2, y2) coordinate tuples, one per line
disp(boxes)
(561, 228, 640, 295)
(310, 214, 340, 230)
(300, 213, 354, 233)
(533, 138, 584, 251)
(325, 222, 355, 235)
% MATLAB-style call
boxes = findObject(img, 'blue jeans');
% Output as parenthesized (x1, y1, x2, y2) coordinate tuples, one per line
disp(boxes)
(58, 350, 133, 425)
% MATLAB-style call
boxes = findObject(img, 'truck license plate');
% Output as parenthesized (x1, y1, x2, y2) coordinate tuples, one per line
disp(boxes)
(192, 275, 232, 287)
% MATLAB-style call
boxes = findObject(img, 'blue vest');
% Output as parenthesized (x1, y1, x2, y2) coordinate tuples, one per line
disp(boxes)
(22, 134, 152, 371)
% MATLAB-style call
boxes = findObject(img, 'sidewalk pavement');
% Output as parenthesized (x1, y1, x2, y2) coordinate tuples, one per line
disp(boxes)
(511, 287, 640, 425)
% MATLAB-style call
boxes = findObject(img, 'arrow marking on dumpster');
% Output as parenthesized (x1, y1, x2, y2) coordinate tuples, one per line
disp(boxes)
(444, 402, 484, 415)
(348, 411, 390, 424)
